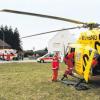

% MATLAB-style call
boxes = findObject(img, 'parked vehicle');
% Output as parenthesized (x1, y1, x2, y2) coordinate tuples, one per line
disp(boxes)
(0, 49, 17, 61)
(37, 52, 63, 63)
(37, 53, 54, 63)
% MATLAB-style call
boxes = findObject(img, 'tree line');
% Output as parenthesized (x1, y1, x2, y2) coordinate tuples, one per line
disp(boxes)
(0, 25, 22, 51)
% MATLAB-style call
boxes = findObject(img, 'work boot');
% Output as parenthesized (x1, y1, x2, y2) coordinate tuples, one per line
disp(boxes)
(52, 79, 58, 82)
(61, 74, 67, 80)
(61, 76, 65, 80)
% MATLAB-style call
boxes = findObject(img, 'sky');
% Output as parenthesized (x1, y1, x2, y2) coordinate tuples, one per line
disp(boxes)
(0, 0, 100, 50)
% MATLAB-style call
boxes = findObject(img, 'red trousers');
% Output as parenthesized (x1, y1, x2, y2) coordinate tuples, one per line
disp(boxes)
(64, 59, 74, 76)
(52, 69, 58, 81)
(65, 68, 73, 75)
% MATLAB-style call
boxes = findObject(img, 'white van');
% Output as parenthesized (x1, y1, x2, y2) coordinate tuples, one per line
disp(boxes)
(37, 52, 63, 63)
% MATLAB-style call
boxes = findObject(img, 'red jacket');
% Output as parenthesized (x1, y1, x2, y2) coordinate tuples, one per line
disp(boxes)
(65, 52, 74, 69)
(52, 55, 59, 70)
(67, 52, 74, 60)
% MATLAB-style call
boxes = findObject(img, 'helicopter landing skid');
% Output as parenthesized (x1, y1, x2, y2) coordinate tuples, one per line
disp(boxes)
(60, 79, 89, 90)
(74, 79, 89, 90)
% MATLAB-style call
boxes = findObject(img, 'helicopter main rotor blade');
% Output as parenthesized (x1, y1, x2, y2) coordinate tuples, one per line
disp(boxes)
(1, 9, 86, 25)
(21, 26, 82, 39)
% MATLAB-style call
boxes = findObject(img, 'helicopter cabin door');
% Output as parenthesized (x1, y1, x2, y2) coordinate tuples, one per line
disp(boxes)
(75, 46, 95, 82)
(82, 47, 95, 82)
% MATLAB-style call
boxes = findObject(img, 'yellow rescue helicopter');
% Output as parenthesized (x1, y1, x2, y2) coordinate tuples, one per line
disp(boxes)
(0, 9, 100, 90)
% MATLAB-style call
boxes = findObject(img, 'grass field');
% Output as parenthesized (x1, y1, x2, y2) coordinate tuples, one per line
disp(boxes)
(0, 62, 100, 100)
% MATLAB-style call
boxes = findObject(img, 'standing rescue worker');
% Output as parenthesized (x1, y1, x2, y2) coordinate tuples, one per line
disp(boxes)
(61, 48, 75, 80)
(52, 52, 60, 81)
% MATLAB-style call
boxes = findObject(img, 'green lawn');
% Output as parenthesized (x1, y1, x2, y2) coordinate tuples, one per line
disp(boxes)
(0, 62, 100, 100)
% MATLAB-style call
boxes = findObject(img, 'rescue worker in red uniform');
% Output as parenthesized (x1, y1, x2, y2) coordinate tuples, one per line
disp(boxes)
(52, 52, 60, 81)
(91, 53, 99, 75)
(92, 58, 98, 68)
(61, 48, 75, 80)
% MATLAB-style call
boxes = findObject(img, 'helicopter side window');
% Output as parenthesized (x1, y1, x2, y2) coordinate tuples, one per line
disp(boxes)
(70, 48, 75, 53)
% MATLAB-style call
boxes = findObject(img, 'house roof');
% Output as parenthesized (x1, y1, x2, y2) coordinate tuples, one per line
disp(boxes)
(0, 39, 11, 49)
